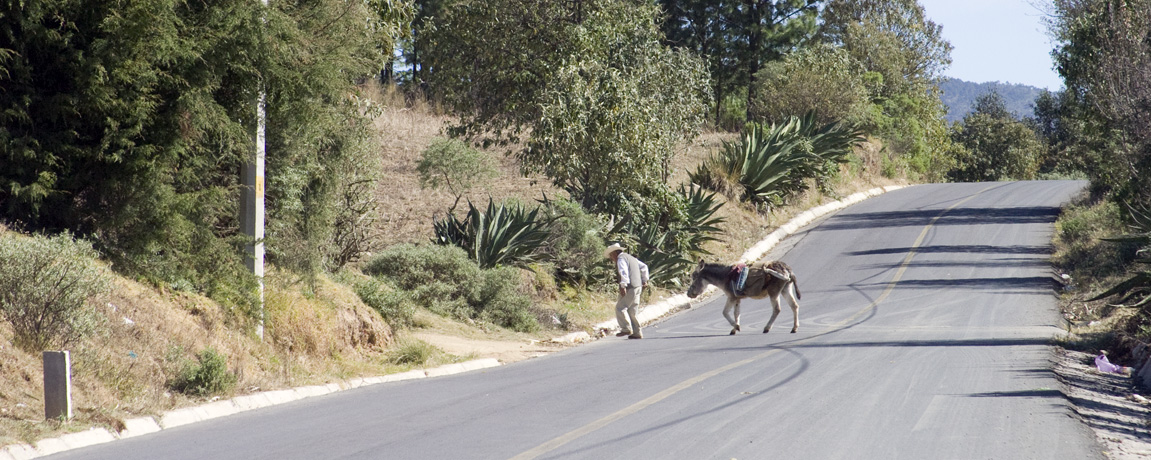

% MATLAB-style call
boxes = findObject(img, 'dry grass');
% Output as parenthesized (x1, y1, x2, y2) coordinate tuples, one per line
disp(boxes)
(0, 267, 397, 446)
(368, 83, 565, 247)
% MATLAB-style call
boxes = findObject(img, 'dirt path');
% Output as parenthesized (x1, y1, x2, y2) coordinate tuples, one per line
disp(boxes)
(1055, 349, 1151, 458)
(412, 332, 571, 364)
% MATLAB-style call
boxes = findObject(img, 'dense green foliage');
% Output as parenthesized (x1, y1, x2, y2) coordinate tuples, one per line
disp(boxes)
(0, 0, 395, 311)
(1051, 0, 1151, 206)
(355, 277, 417, 328)
(415, 0, 723, 286)
(818, 0, 954, 179)
(0, 232, 111, 351)
(749, 43, 871, 126)
(421, 0, 710, 214)
(363, 244, 539, 332)
(948, 93, 1043, 182)
(1046, 0, 1151, 339)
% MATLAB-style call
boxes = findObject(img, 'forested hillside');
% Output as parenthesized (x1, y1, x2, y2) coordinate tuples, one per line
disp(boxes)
(939, 78, 1046, 122)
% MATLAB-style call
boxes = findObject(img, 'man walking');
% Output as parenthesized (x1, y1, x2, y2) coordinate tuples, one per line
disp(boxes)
(604, 243, 649, 339)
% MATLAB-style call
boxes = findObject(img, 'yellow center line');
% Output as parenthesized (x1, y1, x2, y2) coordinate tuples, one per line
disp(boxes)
(509, 184, 997, 460)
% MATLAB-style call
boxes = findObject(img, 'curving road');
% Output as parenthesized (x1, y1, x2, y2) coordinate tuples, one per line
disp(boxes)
(50, 181, 1103, 460)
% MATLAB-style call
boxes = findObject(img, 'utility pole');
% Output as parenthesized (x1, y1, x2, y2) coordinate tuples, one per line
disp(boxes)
(242, 0, 269, 340)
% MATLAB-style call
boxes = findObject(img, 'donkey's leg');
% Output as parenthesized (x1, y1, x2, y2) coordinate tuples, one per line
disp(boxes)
(763, 294, 783, 333)
(722, 298, 741, 335)
(786, 283, 801, 333)
(733, 301, 742, 334)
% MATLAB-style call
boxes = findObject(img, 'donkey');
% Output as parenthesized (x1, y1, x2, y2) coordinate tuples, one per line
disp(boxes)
(686, 260, 802, 335)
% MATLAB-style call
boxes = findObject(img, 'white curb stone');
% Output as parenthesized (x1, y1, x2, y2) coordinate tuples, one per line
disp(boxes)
(1, 443, 37, 460)
(550, 332, 590, 343)
(460, 358, 501, 371)
(118, 417, 162, 439)
(381, 370, 427, 383)
(34, 428, 116, 456)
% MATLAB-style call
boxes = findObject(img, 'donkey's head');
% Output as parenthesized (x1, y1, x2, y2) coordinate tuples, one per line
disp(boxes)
(686, 259, 710, 298)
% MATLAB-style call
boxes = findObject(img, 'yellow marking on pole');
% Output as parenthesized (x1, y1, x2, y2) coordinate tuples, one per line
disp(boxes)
(509, 184, 998, 460)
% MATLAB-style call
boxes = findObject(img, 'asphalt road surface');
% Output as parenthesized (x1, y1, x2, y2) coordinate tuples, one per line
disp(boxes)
(51, 181, 1104, 460)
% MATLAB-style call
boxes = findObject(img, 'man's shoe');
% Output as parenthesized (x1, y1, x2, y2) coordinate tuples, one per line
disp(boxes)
(615, 331, 632, 337)
(628, 334, 643, 339)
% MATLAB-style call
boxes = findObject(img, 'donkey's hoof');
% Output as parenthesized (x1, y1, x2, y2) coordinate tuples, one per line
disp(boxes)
(790, 328, 797, 333)
(762, 328, 771, 334)
(729, 328, 738, 335)
(735, 325, 741, 332)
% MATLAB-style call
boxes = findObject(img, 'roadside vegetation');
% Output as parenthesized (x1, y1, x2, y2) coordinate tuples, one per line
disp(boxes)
(1, 0, 1148, 447)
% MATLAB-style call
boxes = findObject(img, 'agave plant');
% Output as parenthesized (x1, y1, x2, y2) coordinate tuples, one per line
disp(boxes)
(628, 224, 694, 287)
(691, 113, 863, 208)
(433, 198, 552, 269)
(599, 186, 725, 287)
(1089, 203, 1151, 307)
(679, 183, 726, 253)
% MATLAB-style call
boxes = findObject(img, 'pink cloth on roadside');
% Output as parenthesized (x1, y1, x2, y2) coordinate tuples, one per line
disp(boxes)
(1096, 354, 1124, 373)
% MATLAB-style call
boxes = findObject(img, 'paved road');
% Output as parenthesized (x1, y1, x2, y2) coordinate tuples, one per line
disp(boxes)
(51, 181, 1103, 460)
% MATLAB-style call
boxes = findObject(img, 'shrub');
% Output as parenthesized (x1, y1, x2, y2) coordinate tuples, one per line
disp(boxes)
(364, 244, 539, 331)
(749, 43, 871, 127)
(477, 266, 539, 333)
(0, 232, 111, 351)
(355, 278, 416, 328)
(417, 137, 498, 210)
(169, 347, 237, 397)
(1090, 203, 1151, 308)
(602, 185, 725, 287)
(539, 197, 611, 285)
(388, 339, 439, 365)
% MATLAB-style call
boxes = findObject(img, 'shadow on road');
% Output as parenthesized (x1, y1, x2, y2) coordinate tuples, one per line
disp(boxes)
(815, 206, 1064, 232)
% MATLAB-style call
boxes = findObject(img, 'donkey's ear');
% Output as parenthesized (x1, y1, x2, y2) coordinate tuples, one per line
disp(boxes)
(697, 258, 705, 267)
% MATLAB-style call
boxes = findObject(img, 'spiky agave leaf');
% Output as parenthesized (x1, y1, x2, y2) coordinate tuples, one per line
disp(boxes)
(434, 199, 552, 269)
(470, 198, 553, 269)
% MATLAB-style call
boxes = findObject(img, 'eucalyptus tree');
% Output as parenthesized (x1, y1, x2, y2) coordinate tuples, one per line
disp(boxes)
(0, 0, 399, 305)
(1051, 0, 1151, 205)
(421, 0, 710, 214)
(657, 0, 821, 127)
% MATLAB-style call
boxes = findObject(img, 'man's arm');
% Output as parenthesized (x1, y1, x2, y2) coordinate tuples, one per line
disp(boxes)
(617, 257, 630, 289)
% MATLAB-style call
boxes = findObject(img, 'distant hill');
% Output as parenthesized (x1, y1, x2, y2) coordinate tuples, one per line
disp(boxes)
(939, 78, 1047, 123)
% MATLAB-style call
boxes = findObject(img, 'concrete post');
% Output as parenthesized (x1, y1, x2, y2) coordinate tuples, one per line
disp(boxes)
(242, 0, 270, 340)
(42, 351, 72, 420)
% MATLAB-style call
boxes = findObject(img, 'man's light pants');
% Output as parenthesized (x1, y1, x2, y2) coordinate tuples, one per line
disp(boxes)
(615, 286, 642, 334)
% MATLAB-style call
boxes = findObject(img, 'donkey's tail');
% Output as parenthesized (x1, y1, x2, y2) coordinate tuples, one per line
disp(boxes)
(791, 273, 801, 300)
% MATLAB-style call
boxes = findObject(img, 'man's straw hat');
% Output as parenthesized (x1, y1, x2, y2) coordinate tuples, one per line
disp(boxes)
(603, 243, 625, 259)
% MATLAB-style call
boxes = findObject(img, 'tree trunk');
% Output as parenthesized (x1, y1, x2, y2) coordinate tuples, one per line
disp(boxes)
(745, 0, 762, 111)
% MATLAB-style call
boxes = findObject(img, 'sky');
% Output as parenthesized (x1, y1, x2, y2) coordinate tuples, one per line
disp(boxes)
(917, 0, 1063, 90)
